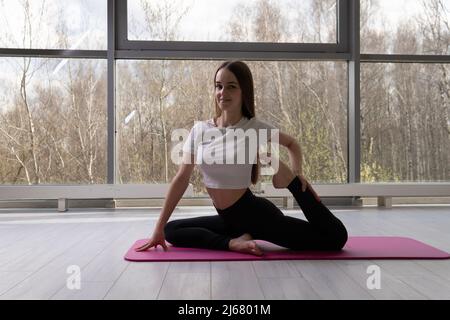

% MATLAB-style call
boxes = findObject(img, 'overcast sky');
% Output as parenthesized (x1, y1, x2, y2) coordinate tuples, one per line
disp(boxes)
(1, 0, 448, 47)
(1, 0, 449, 113)
(0, 0, 445, 79)
(128, 0, 331, 42)
(0, 0, 106, 49)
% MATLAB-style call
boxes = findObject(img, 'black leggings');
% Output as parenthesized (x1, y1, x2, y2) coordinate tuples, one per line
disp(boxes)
(164, 176, 348, 251)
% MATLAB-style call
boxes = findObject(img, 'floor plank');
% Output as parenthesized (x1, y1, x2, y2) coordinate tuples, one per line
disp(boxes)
(292, 260, 374, 300)
(157, 272, 210, 300)
(104, 262, 170, 300)
(0, 206, 449, 300)
(335, 260, 427, 300)
(211, 261, 265, 300)
(258, 277, 320, 300)
(51, 282, 113, 300)
(0, 223, 127, 299)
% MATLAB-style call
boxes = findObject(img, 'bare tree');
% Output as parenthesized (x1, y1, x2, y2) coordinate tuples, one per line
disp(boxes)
(0, 0, 48, 184)
(139, 0, 191, 41)
(360, 0, 449, 182)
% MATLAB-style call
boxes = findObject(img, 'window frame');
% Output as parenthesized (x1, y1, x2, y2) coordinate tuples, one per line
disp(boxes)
(0, 0, 448, 191)
(116, 0, 349, 56)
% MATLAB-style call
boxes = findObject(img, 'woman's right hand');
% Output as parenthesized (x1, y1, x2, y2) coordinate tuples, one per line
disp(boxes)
(135, 229, 168, 252)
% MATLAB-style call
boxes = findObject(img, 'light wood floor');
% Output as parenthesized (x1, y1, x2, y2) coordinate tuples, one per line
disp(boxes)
(0, 205, 449, 300)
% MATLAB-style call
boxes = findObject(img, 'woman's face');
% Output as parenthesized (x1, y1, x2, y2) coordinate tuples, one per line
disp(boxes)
(215, 68, 243, 114)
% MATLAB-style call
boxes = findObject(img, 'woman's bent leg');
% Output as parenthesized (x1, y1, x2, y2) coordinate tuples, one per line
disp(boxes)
(243, 197, 336, 250)
(286, 176, 348, 249)
(164, 215, 237, 250)
(271, 159, 347, 249)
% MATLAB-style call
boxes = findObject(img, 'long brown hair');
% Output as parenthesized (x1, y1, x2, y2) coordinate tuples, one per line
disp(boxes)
(213, 61, 260, 185)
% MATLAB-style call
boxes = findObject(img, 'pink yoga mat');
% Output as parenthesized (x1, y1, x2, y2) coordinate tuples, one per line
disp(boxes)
(124, 237, 450, 261)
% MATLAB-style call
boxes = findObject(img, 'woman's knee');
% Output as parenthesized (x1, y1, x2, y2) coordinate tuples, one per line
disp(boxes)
(164, 220, 180, 239)
(329, 225, 348, 250)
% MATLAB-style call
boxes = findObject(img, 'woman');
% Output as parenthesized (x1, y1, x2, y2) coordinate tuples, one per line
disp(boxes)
(136, 61, 348, 256)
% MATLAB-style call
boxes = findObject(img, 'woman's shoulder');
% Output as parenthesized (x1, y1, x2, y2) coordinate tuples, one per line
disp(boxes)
(188, 119, 212, 129)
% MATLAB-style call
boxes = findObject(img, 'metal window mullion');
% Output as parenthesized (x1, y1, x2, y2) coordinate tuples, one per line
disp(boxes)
(348, 0, 360, 184)
(337, 0, 349, 52)
(115, 50, 351, 61)
(0, 48, 106, 58)
(117, 0, 347, 55)
(121, 41, 341, 53)
(107, 0, 116, 184)
(361, 54, 450, 63)
(116, 0, 128, 50)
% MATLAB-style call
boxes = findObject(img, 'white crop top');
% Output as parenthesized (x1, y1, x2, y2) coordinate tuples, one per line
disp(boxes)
(182, 116, 278, 189)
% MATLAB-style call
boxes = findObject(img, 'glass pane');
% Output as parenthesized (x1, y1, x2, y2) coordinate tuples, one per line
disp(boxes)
(116, 60, 347, 194)
(361, 0, 450, 54)
(0, 58, 107, 184)
(128, 0, 337, 43)
(0, 0, 107, 50)
(361, 63, 450, 182)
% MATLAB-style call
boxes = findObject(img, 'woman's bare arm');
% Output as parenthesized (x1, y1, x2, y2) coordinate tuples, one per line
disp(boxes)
(278, 132, 303, 175)
(277, 132, 320, 201)
(155, 153, 195, 231)
(136, 153, 195, 251)
(154, 172, 191, 231)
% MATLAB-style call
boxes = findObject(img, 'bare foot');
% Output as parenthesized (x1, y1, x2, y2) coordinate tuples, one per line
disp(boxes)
(229, 233, 263, 256)
(272, 160, 295, 189)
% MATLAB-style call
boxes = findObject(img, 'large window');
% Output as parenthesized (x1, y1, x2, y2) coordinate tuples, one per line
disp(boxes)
(1, 0, 448, 191)
(116, 60, 347, 192)
(128, 0, 337, 43)
(361, 0, 450, 54)
(0, 58, 107, 185)
(361, 63, 450, 182)
(360, 0, 450, 183)
(0, 0, 107, 50)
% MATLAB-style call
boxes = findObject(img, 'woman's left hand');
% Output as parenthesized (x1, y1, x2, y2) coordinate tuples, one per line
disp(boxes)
(298, 175, 321, 202)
